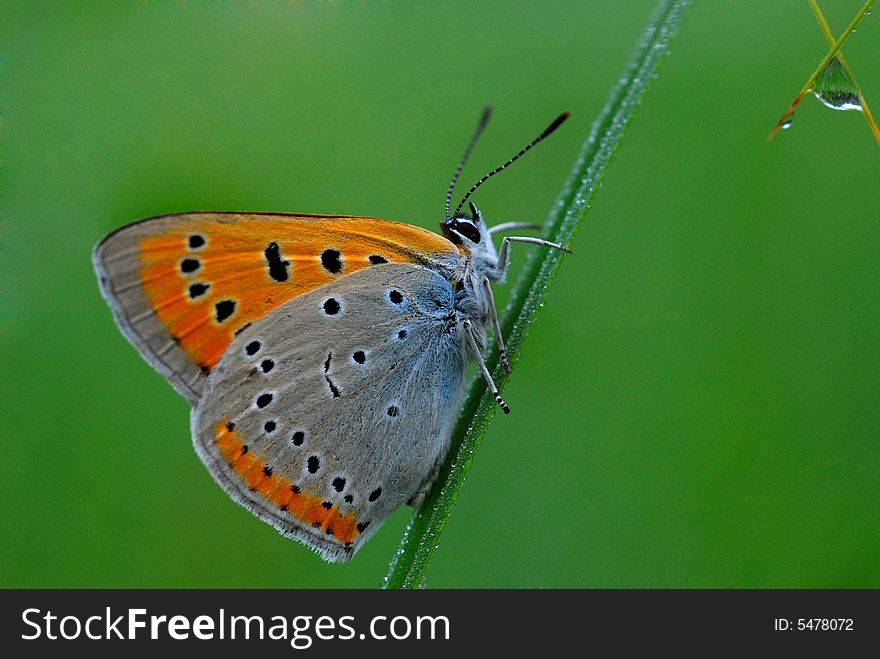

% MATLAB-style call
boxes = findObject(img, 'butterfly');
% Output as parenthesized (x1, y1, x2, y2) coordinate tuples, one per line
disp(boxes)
(93, 108, 570, 562)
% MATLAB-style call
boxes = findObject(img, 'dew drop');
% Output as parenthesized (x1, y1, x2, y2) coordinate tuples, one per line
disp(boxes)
(812, 58, 862, 112)
(781, 117, 794, 130)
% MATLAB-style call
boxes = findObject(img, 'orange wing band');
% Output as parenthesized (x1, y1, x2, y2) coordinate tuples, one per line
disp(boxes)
(214, 419, 360, 545)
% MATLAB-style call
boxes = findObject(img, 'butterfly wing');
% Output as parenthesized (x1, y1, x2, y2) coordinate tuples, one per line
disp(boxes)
(190, 263, 467, 562)
(93, 212, 458, 404)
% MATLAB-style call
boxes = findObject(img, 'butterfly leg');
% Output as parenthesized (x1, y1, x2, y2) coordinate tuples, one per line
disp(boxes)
(481, 276, 511, 374)
(488, 221, 541, 235)
(462, 318, 511, 414)
(494, 235, 572, 276)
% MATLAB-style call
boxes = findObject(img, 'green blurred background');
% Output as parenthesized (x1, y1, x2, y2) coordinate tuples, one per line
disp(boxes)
(2, 0, 878, 588)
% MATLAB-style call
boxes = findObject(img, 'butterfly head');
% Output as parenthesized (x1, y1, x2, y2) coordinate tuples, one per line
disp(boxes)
(441, 202, 499, 263)
(441, 201, 486, 246)
(441, 108, 570, 264)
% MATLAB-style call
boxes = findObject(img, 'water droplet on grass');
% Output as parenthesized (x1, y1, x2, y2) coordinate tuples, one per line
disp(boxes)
(812, 57, 862, 111)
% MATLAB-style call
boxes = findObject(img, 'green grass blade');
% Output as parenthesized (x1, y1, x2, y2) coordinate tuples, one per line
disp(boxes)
(383, 0, 693, 589)
(767, 0, 874, 139)
(808, 0, 880, 145)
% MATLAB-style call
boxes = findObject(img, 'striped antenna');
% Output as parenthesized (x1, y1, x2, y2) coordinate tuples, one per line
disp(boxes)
(452, 112, 570, 219)
(445, 106, 493, 221)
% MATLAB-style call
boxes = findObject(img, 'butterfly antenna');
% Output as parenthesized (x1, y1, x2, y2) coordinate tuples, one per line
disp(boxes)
(445, 106, 493, 221)
(452, 112, 571, 219)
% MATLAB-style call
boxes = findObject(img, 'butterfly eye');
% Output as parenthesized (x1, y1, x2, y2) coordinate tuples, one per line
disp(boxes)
(453, 219, 481, 244)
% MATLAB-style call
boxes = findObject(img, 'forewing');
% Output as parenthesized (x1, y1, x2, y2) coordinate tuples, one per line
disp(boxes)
(93, 212, 457, 404)
(191, 263, 467, 562)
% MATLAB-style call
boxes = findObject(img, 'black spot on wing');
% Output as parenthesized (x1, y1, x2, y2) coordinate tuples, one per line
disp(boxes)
(325, 376, 340, 398)
(188, 282, 210, 299)
(180, 258, 201, 274)
(321, 249, 343, 274)
(264, 242, 290, 282)
(215, 299, 236, 323)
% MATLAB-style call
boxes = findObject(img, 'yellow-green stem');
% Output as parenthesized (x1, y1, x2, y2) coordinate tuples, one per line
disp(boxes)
(768, 0, 874, 140)
(808, 0, 880, 146)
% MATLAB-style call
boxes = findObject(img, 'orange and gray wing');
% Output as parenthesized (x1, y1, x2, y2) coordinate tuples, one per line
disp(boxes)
(92, 212, 457, 404)
(192, 263, 465, 561)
